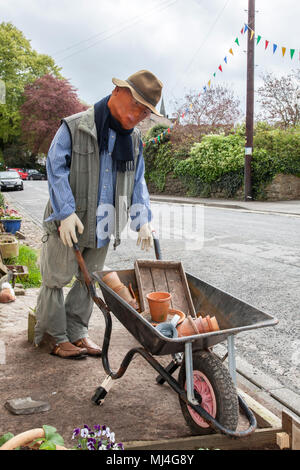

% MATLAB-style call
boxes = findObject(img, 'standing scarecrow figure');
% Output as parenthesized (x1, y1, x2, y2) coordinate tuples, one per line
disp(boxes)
(34, 70, 163, 359)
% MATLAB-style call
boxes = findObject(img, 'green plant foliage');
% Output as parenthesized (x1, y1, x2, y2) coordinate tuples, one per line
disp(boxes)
(0, 432, 14, 447)
(32, 425, 64, 450)
(144, 124, 174, 192)
(252, 126, 300, 199)
(143, 123, 300, 199)
(173, 133, 245, 197)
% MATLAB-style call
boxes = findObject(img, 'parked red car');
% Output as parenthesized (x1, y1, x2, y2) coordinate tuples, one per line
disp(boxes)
(8, 168, 28, 180)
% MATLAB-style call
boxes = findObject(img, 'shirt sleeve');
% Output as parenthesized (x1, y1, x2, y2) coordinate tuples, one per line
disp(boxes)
(130, 140, 152, 232)
(44, 122, 76, 222)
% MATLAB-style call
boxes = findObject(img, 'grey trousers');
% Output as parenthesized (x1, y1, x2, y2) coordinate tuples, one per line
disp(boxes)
(34, 233, 109, 345)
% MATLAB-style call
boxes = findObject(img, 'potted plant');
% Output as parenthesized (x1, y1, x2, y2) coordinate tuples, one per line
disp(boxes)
(0, 207, 22, 234)
(0, 425, 67, 450)
(0, 424, 124, 451)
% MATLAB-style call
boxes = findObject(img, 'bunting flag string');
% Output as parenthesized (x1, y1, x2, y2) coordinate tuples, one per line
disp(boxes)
(143, 23, 299, 147)
(243, 23, 299, 60)
(143, 24, 246, 147)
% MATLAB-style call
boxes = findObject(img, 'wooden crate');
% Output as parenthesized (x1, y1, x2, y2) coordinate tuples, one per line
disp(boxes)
(134, 259, 196, 317)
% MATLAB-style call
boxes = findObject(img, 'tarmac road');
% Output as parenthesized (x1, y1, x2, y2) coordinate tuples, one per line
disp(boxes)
(4, 180, 300, 414)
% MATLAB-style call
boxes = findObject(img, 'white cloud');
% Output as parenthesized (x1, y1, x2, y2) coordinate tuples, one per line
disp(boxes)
(0, 0, 299, 117)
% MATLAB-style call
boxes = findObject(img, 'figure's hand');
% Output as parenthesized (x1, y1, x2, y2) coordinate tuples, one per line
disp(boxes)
(137, 223, 154, 251)
(59, 213, 84, 247)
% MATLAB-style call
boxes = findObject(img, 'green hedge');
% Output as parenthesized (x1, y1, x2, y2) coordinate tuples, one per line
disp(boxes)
(173, 133, 245, 197)
(143, 124, 300, 199)
(252, 127, 300, 198)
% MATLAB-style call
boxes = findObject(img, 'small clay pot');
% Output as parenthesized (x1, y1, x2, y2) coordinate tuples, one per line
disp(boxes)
(195, 314, 220, 333)
(194, 316, 205, 334)
(210, 316, 220, 331)
(167, 308, 186, 326)
(102, 271, 122, 290)
(116, 285, 139, 309)
(146, 292, 171, 323)
(177, 316, 199, 337)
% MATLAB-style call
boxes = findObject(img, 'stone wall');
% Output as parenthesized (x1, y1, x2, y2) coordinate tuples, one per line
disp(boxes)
(264, 174, 300, 201)
(147, 172, 300, 201)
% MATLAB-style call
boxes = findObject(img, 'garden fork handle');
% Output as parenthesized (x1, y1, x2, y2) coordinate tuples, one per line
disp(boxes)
(152, 230, 162, 260)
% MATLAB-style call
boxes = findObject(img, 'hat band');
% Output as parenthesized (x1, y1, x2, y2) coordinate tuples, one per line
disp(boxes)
(126, 79, 157, 107)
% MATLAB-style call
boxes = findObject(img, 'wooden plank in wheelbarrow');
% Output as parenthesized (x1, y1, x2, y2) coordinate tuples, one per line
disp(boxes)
(134, 260, 196, 317)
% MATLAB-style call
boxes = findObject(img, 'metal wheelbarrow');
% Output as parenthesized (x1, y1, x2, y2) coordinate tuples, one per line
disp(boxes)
(73, 234, 278, 438)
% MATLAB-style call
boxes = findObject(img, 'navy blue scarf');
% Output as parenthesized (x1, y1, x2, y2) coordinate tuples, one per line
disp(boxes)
(94, 95, 134, 172)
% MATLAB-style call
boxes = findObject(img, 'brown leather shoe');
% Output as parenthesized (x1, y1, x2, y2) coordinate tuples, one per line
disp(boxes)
(51, 341, 88, 360)
(73, 337, 102, 357)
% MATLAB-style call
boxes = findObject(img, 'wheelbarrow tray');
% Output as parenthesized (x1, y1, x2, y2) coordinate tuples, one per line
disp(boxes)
(93, 269, 278, 356)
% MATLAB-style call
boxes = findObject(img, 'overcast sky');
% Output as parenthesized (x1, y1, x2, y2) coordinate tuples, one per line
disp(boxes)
(1, 0, 299, 118)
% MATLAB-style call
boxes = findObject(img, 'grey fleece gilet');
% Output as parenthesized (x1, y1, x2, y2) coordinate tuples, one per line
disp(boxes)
(42, 106, 141, 248)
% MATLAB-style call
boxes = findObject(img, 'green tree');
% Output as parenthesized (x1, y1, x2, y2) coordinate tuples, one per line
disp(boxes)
(0, 22, 62, 146)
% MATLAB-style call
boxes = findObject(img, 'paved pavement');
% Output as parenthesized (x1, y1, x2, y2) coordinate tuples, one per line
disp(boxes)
(150, 194, 300, 217)
(2, 192, 300, 420)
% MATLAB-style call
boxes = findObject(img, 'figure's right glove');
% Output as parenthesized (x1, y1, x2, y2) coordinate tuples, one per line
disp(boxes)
(136, 222, 154, 251)
(59, 213, 84, 248)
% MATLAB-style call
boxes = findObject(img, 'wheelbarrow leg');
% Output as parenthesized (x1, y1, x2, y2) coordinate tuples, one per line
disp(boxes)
(156, 353, 183, 385)
(91, 375, 114, 406)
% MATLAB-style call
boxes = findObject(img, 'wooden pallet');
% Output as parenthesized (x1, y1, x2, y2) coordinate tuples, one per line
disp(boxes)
(134, 260, 196, 317)
(123, 391, 299, 450)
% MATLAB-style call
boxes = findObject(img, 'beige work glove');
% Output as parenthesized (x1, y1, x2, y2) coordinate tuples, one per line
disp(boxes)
(59, 213, 84, 248)
(137, 222, 154, 251)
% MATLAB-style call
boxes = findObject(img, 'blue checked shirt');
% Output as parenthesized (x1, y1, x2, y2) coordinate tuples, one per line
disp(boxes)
(45, 121, 152, 247)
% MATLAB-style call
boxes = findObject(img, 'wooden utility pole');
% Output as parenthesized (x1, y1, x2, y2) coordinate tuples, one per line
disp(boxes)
(244, 0, 255, 200)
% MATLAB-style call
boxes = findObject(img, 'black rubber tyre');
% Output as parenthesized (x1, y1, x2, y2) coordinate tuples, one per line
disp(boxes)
(178, 350, 239, 435)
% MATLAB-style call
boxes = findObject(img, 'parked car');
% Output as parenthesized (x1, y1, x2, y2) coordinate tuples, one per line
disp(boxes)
(26, 169, 47, 180)
(0, 170, 24, 191)
(8, 168, 28, 180)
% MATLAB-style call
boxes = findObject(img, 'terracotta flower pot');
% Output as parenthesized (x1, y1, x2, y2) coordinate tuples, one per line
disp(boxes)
(167, 308, 186, 325)
(102, 271, 122, 290)
(177, 316, 199, 337)
(146, 291, 172, 323)
(0, 428, 67, 450)
(195, 314, 220, 333)
(115, 285, 139, 309)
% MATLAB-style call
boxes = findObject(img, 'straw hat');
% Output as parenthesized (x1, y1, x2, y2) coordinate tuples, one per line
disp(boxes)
(112, 70, 163, 116)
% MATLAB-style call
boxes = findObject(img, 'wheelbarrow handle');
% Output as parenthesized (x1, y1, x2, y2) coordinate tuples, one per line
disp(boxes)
(152, 230, 162, 260)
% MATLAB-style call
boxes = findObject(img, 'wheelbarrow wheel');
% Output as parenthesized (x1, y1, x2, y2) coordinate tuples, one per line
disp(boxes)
(178, 350, 239, 435)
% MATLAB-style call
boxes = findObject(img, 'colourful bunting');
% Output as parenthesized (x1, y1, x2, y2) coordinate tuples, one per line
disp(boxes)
(144, 22, 299, 149)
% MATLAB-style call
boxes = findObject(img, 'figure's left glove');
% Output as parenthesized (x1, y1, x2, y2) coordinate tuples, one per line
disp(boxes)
(137, 222, 154, 251)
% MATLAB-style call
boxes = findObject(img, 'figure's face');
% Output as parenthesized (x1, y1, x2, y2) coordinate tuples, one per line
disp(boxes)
(108, 87, 151, 129)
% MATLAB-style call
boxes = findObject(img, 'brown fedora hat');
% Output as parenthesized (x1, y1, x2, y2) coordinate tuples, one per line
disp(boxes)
(112, 70, 163, 116)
